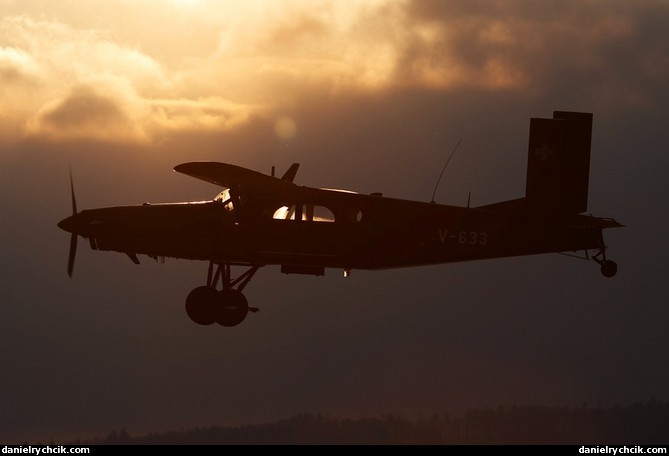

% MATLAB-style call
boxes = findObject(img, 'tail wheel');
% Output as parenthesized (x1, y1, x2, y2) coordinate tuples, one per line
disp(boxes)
(593, 231, 618, 278)
(601, 260, 618, 278)
(216, 290, 249, 327)
(185, 286, 218, 325)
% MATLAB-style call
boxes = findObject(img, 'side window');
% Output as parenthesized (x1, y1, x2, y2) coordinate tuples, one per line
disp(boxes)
(346, 208, 363, 223)
(272, 205, 295, 220)
(271, 204, 335, 222)
(308, 205, 335, 223)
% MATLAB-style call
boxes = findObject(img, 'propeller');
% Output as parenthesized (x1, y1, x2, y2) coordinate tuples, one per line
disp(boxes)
(67, 169, 78, 278)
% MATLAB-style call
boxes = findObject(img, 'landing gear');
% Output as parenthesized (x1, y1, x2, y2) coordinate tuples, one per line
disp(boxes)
(593, 232, 618, 278)
(599, 260, 618, 278)
(185, 262, 260, 327)
(217, 289, 249, 327)
(185, 286, 218, 325)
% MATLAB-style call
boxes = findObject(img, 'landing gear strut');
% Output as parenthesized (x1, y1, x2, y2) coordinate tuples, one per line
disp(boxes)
(593, 232, 618, 278)
(185, 262, 260, 326)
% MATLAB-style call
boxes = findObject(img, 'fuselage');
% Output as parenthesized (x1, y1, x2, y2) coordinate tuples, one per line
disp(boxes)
(57, 188, 610, 272)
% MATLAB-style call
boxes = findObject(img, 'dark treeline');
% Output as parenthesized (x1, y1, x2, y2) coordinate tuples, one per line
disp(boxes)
(77, 400, 668, 445)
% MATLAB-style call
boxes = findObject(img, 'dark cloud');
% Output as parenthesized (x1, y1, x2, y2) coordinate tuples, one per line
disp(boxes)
(40, 85, 128, 130)
(0, 62, 35, 85)
(394, 0, 669, 108)
(261, 12, 329, 54)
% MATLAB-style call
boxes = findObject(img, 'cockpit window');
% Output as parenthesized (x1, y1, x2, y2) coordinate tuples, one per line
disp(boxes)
(214, 189, 230, 203)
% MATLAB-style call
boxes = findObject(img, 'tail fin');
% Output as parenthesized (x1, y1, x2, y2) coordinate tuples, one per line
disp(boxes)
(525, 111, 592, 213)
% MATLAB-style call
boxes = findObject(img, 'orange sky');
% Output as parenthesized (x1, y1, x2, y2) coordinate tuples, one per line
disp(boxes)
(1, 0, 651, 145)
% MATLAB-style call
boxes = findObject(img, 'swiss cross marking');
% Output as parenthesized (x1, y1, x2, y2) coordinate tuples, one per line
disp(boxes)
(536, 144, 554, 161)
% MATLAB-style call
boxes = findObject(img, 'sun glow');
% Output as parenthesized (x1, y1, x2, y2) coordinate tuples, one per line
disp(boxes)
(4, 0, 635, 145)
(0, 0, 412, 144)
(166, 0, 201, 7)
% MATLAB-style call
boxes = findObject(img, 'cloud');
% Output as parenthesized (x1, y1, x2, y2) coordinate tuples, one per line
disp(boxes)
(398, 0, 669, 105)
(0, 45, 40, 84)
(25, 85, 142, 142)
(1, 0, 668, 147)
(0, 13, 263, 144)
(146, 97, 259, 135)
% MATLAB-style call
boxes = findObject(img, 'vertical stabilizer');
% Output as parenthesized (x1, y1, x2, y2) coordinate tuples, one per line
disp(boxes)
(525, 111, 592, 213)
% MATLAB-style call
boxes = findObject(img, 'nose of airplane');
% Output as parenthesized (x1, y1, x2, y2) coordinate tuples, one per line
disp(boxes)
(57, 214, 81, 234)
(58, 212, 88, 278)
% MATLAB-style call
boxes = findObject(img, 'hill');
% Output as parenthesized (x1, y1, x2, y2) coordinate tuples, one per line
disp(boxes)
(74, 400, 669, 445)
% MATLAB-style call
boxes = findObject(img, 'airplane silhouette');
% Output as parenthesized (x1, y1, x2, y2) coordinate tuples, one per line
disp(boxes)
(58, 110, 622, 327)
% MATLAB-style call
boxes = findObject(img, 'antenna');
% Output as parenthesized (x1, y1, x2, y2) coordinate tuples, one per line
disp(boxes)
(430, 138, 462, 203)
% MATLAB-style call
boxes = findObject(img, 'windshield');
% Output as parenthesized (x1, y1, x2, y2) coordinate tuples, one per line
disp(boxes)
(214, 189, 235, 212)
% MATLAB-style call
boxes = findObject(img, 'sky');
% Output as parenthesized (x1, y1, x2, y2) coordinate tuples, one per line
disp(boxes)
(1, 0, 668, 443)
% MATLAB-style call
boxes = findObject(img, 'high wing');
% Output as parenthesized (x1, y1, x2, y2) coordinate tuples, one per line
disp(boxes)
(173, 162, 300, 192)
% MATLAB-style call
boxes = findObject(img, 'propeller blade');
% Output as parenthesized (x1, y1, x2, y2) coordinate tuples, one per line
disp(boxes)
(67, 233, 77, 278)
(67, 168, 78, 278)
(69, 168, 78, 215)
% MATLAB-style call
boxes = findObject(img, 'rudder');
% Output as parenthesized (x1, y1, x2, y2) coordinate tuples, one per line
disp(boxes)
(525, 111, 592, 213)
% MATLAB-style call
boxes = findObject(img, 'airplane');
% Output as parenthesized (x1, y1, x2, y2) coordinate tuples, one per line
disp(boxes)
(58, 110, 622, 327)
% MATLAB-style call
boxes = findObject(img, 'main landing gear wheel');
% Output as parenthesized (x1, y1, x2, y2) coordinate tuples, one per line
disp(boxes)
(185, 286, 218, 325)
(216, 289, 249, 327)
(184, 262, 260, 327)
